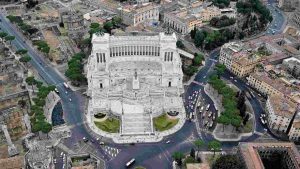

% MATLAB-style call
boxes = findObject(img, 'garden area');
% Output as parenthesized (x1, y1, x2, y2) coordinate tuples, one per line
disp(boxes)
(94, 117, 120, 133)
(208, 73, 252, 133)
(153, 113, 179, 131)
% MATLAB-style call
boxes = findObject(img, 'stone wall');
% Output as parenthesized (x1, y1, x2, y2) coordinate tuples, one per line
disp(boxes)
(43, 91, 60, 124)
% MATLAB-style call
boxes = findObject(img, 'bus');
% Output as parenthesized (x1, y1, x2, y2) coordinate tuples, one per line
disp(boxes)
(126, 158, 135, 167)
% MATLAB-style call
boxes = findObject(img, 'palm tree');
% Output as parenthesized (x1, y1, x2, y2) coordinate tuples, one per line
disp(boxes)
(4, 35, 15, 45)
(208, 140, 221, 156)
(172, 151, 184, 166)
(193, 139, 205, 158)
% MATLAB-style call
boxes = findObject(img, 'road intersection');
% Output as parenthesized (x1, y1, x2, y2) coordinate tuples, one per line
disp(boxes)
(0, 1, 287, 168)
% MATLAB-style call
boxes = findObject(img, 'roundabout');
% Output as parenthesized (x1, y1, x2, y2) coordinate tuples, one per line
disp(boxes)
(0, 0, 287, 167)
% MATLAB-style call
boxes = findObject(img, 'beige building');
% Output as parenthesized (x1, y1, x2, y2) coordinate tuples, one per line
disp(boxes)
(238, 142, 300, 169)
(266, 94, 298, 133)
(289, 112, 300, 141)
(163, 10, 202, 34)
(120, 3, 159, 27)
(247, 71, 293, 97)
(231, 54, 262, 77)
(196, 6, 221, 21)
(219, 42, 244, 69)
(163, 4, 221, 34)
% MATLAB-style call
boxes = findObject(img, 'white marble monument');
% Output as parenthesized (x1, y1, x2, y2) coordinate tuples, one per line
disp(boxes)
(86, 32, 185, 143)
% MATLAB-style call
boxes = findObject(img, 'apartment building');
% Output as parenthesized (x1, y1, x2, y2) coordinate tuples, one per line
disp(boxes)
(266, 94, 298, 133)
(247, 71, 293, 97)
(120, 3, 159, 27)
(289, 112, 300, 141)
(163, 10, 202, 34)
(231, 54, 262, 77)
(163, 3, 221, 34)
(238, 142, 300, 169)
(219, 42, 244, 69)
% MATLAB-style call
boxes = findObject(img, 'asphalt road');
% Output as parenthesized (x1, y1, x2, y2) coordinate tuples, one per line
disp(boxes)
(0, 1, 287, 167)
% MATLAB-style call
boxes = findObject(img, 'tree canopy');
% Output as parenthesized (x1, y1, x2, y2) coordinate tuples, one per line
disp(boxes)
(212, 155, 245, 169)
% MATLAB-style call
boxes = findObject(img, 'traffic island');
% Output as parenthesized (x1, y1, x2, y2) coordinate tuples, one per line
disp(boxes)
(94, 117, 120, 133)
(205, 76, 254, 141)
(153, 113, 179, 131)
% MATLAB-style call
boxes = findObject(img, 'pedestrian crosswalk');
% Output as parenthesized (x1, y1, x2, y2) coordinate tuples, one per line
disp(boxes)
(104, 146, 120, 158)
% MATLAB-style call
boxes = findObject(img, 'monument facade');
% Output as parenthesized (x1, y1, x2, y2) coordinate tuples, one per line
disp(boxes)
(86, 32, 185, 143)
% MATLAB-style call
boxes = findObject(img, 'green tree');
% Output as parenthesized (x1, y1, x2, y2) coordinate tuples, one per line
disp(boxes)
(190, 148, 195, 158)
(26, 76, 37, 92)
(190, 26, 197, 39)
(103, 21, 113, 33)
(112, 16, 122, 26)
(41, 46, 50, 56)
(212, 154, 245, 169)
(193, 53, 204, 66)
(194, 139, 205, 158)
(41, 122, 52, 138)
(4, 35, 15, 44)
(215, 64, 226, 77)
(172, 152, 184, 166)
(176, 40, 184, 49)
(90, 22, 100, 29)
(0, 32, 8, 42)
(194, 30, 205, 48)
(16, 49, 28, 55)
(31, 120, 43, 139)
(208, 140, 221, 156)
(19, 55, 31, 62)
(217, 115, 230, 132)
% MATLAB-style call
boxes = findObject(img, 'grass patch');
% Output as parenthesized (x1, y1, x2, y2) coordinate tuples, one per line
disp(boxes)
(135, 167, 146, 169)
(242, 120, 253, 133)
(94, 117, 120, 133)
(153, 113, 179, 131)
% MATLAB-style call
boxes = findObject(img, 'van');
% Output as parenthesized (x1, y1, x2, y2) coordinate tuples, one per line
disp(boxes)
(63, 82, 69, 89)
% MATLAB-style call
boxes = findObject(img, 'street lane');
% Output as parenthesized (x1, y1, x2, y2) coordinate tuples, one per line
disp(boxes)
(0, 1, 287, 167)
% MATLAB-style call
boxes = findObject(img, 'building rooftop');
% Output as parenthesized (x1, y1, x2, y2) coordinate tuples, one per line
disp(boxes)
(122, 3, 158, 14)
(269, 94, 298, 118)
(239, 142, 300, 169)
(250, 71, 294, 96)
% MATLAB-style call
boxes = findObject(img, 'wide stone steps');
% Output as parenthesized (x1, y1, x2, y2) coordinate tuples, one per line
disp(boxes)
(121, 112, 153, 135)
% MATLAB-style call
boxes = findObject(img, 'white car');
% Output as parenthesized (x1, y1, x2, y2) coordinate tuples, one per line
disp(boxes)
(99, 142, 105, 145)
(63, 82, 69, 89)
(260, 117, 266, 125)
(166, 140, 171, 144)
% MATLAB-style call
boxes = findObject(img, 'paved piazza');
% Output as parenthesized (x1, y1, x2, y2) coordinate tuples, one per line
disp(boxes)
(86, 32, 186, 143)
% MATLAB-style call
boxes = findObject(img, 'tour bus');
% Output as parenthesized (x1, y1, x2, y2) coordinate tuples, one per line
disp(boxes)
(63, 82, 69, 89)
(206, 104, 210, 111)
(126, 158, 135, 168)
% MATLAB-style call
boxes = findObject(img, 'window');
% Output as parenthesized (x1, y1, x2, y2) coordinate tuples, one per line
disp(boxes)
(168, 81, 171, 87)
(100, 83, 103, 88)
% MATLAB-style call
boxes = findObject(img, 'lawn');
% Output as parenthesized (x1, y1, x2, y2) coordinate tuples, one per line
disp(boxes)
(153, 113, 179, 131)
(94, 117, 120, 133)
